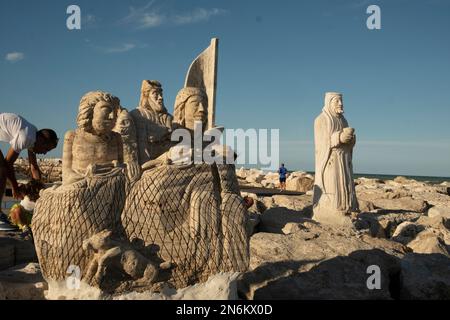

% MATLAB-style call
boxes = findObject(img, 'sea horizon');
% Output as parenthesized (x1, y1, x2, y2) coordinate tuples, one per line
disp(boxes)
(16, 157, 450, 184)
(236, 165, 450, 184)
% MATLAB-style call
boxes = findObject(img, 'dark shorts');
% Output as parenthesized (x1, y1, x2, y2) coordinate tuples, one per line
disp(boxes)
(279, 177, 286, 183)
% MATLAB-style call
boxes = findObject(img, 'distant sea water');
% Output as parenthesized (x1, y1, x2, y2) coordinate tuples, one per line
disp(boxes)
(241, 165, 450, 184)
(352, 173, 450, 184)
(304, 172, 449, 184)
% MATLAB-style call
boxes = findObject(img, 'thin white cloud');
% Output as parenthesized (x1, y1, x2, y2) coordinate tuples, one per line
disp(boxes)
(104, 43, 136, 53)
(93, 42, 148, 54)
(120, 2, 227, 29)
(172, 8, 227, 25)
(120, 1, 165, 29)
(139, 12, 165, 28)
(5, 52, 25, 63)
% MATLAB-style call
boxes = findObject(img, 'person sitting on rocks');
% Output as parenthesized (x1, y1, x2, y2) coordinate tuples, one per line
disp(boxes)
(0, 113, 58, 231)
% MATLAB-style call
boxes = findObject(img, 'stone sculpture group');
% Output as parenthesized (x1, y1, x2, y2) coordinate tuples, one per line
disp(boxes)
(30, 38, 361, 295)
(32, 39, 250, 294)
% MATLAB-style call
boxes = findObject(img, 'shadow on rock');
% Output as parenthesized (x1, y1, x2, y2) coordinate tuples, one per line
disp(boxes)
(239, 249, 402, 300)
(399, 253, 450, 300)
(239, 248, 450, 300)
(258, 206, 313, 234)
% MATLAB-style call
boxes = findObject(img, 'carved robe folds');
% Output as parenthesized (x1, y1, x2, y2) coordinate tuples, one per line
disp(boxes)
(313, 92, 359, 226)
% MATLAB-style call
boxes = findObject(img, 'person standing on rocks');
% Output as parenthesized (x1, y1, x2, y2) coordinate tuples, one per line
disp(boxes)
(0, 113, 58, 231)
(278, 163, 288, 191)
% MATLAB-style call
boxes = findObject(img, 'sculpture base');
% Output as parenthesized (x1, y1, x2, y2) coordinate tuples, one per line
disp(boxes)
(312, 206, 355, 227)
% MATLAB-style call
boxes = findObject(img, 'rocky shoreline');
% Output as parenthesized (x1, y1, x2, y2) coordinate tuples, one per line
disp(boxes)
(239, 168, 450, 299)
(1, 166, 449, 299)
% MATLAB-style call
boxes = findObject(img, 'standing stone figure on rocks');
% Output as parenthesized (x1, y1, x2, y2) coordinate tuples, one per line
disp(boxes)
(130, 80, 173, 164)
(313, 92, 359, 226)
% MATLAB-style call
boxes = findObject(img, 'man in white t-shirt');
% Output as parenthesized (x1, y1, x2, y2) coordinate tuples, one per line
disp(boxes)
(0, 113, 59, 231)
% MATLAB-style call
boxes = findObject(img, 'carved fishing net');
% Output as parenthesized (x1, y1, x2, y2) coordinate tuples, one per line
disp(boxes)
(32, 164, 249, 288)
(32, 168, 127, 281)
(122, 163, 249, 288)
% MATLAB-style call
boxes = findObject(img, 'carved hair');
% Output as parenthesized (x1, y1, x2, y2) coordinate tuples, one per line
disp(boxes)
(77, 91, 121, 133)
(323, 92, 342, 112)
(138, 80, 167, 112)
(173, 87, 207, 126)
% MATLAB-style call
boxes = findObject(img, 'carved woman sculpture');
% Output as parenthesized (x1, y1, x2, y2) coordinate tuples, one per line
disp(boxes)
(62, 91, 124, 185)
(34, 91, 130, 284)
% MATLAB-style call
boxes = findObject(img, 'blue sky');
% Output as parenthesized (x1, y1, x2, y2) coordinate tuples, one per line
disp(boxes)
(1, 0, 449, 177)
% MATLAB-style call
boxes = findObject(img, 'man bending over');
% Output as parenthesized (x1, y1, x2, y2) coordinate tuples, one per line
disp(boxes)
(0, 113, 58, 231)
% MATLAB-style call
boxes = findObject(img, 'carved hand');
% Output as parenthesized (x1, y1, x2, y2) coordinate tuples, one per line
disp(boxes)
(339, 132, 352, 144)
(85, 164, 97, 177)
(339, 128, 355, 145)
(212, 144, 236, 162)
(126, 161, 142, 182)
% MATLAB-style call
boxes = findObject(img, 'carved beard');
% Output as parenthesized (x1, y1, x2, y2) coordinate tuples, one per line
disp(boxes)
(327, 103, 344, 117)
(333, 107, 344, 116)
(147, 98, 166, 114)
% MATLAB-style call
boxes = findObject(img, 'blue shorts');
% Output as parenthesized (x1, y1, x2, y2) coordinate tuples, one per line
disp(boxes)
(279, 177, 286, 183)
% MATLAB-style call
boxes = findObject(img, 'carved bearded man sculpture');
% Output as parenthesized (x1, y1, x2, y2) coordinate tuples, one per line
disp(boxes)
(313, 92, 359, 226)
(130, 80, 173, 164)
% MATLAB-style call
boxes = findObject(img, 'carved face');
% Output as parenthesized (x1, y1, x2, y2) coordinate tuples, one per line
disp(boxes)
(184, 95, 207, 130)
(114, 109, 134, 136)
(92, 100, 116, 135)
(147, 88, 165, 113)
(330, 96, 344, 115)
